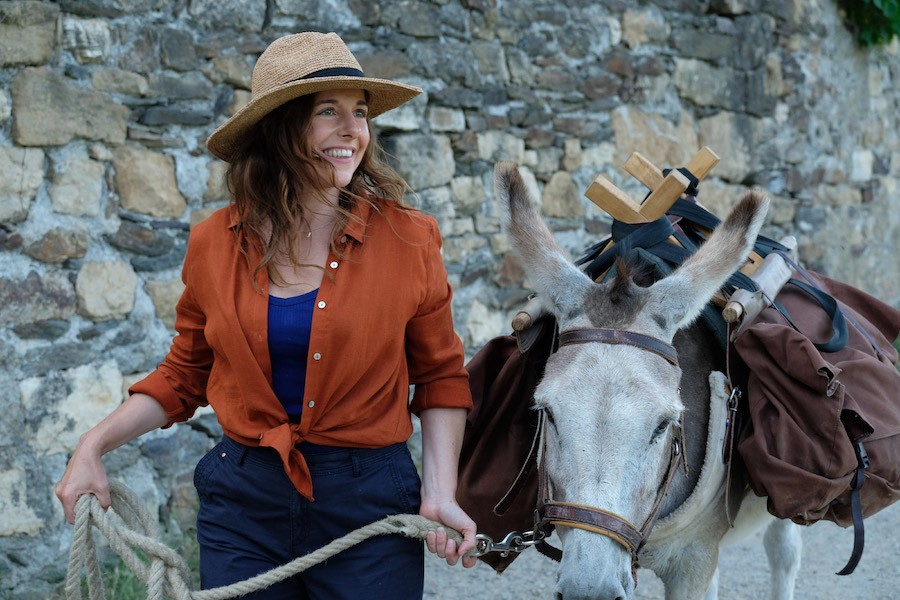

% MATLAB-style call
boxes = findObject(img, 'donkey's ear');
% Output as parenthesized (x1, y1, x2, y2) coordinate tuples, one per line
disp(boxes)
(495, 162, 593, 321)
(647, 190, 769, 337)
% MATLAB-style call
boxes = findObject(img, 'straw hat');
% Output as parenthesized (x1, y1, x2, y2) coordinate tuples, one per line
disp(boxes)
(207, 32, 423, 162)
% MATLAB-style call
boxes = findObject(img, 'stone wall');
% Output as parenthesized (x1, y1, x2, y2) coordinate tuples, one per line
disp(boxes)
(1, 0, 898, 596)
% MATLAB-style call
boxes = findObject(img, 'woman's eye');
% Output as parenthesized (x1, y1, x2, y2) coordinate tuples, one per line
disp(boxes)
(354, 109, 368, 118)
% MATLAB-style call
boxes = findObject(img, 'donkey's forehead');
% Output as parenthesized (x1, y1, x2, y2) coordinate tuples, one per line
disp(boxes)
(582, 281, 661, 330)
(538, 343, 682, 411)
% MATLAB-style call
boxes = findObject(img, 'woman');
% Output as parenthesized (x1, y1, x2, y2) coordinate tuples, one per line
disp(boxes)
(56, 31, 477, 599)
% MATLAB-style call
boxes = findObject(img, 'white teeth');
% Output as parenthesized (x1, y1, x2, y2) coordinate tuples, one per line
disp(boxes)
(324, 149, 352, 158)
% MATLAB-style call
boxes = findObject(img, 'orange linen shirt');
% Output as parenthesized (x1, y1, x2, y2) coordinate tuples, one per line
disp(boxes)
(129, 199, 473, 500)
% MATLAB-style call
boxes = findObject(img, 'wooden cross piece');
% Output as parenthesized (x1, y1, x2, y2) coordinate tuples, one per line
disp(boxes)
(584, 146, 720, 224)
(512, 147, 721, 331)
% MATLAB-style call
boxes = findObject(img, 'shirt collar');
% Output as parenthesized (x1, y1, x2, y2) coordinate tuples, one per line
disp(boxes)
(226, 197, 373, 245)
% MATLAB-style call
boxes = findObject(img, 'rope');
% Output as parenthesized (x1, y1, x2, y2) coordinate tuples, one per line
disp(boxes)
(66, 480, 464, 600)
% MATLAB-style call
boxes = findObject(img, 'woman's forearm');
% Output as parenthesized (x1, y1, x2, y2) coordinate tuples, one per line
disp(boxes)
(76, 392, 169, 456)
(418, 407, 467, 502)
(57, 392, 169, 523)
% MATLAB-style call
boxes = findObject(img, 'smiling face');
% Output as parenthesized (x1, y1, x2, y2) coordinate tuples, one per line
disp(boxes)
(308, 88, 371, 191)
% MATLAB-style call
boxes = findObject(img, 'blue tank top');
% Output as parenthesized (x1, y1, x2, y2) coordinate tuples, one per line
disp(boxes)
(267, 289, 317, 422)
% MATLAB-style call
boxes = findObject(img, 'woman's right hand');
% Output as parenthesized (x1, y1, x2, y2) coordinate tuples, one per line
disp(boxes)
(55, 437, 111, 524)
(53, 392, 170, 524)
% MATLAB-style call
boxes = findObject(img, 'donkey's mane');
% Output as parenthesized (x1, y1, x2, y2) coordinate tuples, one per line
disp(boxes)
(583, 256, 659, 329)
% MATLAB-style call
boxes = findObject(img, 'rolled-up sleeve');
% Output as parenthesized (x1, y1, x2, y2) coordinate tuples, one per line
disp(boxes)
(129, 239, 213, 426)
(406, 219, 472, 414)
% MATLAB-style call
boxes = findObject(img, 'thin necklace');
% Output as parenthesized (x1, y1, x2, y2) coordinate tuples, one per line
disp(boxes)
(300, 222, 333, 238)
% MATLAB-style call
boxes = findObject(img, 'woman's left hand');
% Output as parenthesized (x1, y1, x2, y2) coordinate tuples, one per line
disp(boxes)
(419, 499, 478, 568)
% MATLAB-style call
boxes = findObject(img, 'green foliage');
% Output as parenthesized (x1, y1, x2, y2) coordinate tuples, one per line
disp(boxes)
(838, 0, 900, 46)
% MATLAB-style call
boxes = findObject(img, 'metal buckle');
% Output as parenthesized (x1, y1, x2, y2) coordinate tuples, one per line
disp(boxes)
(472, 529, 546, 557)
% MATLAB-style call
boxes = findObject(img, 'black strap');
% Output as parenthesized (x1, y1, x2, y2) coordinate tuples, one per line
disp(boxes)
(535, 538, 563, 562)
(783, 279, 848, 352)
(837, 442, 870, 575)
(662, 167, 700, 196)
(298, 67, 365, 79)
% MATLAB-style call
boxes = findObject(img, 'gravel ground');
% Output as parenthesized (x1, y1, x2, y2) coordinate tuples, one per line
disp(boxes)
(423, 503, 900, 599)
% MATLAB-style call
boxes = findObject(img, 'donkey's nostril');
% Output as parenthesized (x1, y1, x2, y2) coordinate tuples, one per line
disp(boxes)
(555, 594, 564, 600)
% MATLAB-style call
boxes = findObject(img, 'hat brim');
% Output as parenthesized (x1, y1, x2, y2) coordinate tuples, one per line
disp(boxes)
(206, 76, 422, 162)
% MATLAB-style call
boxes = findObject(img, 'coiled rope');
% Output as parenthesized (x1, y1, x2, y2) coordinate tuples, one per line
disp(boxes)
(67, 479, 464, 600)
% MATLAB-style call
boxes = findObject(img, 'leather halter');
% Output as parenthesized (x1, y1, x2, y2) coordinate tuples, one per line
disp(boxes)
(534, 327, 685, 575)
(557, 328, 680, 367)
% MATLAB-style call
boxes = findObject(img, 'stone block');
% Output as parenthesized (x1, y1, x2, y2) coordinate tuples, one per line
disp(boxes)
(146, 278, 184, 329)
(23, 361, 124, 454)
(542, 171, 584, 219)
(62, 16, 111, 63)
(189, 0, 266, 32)
(0, 88, 10, 122)
(224, 89, 252, 117)
(0, 1, 59, 67)
(273, 0, 363, 30)
(0, 469, 43, 535)
(428, 106, 466, 133)
(563, 138, 582, 172)
(610, 106, 699, 172)
(150, 72, 213, 100)
(92, 69, 150, 96)
(0, 147, 44, 223)
(211, 54, 251, 89)
(12, 68, 128, 146)
(698, 111, 755, 182)
(450, 176, 487, 215)
(464, 298, 507, 349)
(622, 7, 668, 48)
(113, 146, 187, 218)
(357, 50, 413, 80)
(59, 0, 169, 18)
(673, 58, 743, 111)
(204, 161, 229, 203)
(391, 133, 455, 190)
(372, 92, 427, 132)
(0, 271, 75, 326)
(51, 158, 105, 217)
(75, 260, 138, 321)
(471, 41, 510, 83)
(851, 149, 874, 182)
(24, 229, 89, 264)
(160, 27, 198, 71)
(476, 130, 526, 164)
(107, 221, 175, 256)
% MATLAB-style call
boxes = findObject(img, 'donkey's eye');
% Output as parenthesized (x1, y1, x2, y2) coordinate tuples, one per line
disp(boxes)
(651, 420, 670, 442)
(544, 409, 556, 427)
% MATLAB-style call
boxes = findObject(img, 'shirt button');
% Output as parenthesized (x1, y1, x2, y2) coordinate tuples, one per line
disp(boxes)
(330, 261, 338, 269)
(313, 352, 322, 360)
(308, 400, 315, 408)
(317, 301, 326, 309)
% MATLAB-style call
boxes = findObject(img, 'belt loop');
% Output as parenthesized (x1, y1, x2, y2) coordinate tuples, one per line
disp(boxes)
(237, 442, 249, 466)
(351, 450, 361, 477)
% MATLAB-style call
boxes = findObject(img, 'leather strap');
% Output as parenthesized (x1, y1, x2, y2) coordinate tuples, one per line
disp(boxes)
(836, 442, 869, 575)
(558, 328, 679, 367)
(544, 502, 642, 553)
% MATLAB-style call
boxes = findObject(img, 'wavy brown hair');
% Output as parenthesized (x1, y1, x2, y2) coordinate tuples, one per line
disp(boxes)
(225, 93, 413, 287)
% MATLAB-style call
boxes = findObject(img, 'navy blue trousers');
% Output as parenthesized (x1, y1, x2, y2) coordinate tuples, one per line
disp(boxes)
(194, 436, 424, 599)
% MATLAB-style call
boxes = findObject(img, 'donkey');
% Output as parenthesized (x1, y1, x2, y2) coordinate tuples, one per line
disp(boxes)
(494, 162, 802, 600)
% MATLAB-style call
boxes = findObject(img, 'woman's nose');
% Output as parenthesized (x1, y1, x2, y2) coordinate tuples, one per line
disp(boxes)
(339, 113, 361, 136)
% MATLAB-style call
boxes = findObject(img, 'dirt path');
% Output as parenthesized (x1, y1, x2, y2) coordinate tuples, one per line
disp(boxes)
(424, 503, 900, 599)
